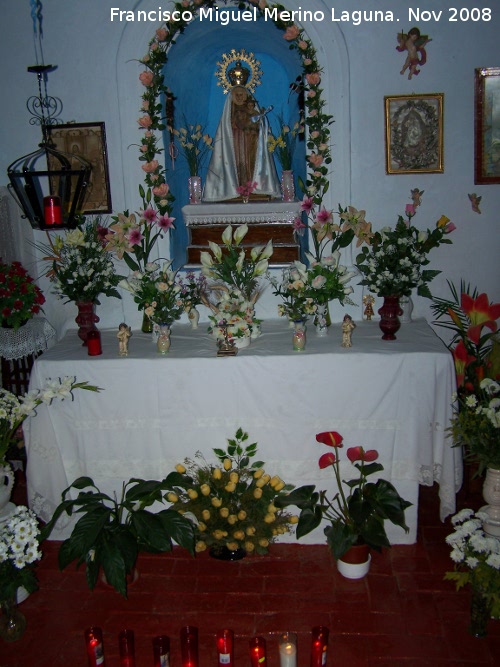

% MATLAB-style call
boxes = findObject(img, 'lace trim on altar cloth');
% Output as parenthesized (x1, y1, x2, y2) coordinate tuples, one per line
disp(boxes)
(0, 318, 56, 361)
(419, 462, 464, 522)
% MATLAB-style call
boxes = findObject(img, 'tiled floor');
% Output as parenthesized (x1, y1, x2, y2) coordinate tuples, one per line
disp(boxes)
(1, 472, 499, 666)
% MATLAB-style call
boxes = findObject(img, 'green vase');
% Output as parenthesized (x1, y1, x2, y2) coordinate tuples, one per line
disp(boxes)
(468, 588, 492, 637)
(141, 312, 153, 333)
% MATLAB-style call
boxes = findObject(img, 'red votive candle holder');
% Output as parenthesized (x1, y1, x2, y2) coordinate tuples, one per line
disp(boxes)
(152, 635, 170, 667)
(249, 636, 267, 667)
(84, 626, 106, 667)
(310, 626, 329, 667)
(118, 629, 136, 667)
(43, 195, 62, 225)
(180, 625, 199, 667)
(87, 329, 102, 356)
(216, 628, 234, 667)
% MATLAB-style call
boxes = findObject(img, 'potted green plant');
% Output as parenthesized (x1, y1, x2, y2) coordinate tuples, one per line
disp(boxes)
(276, 431, 412, 577)
(163, 428, 300, 558)
(40, 476, 195, 598)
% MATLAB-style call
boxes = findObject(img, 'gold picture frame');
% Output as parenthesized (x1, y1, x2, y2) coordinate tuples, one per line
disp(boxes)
(46, 122, 112, 213)
(474, 67, 500, 184)
(385, 94, 444, 174)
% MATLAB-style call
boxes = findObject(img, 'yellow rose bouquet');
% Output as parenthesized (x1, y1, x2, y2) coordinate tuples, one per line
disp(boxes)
(164, 429, 299, 557)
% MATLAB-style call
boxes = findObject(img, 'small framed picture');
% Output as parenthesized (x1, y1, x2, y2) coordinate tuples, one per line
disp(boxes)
(474, 67, 500, 184)
(46, 122, 112, 213)
(384, 94, 444, 174)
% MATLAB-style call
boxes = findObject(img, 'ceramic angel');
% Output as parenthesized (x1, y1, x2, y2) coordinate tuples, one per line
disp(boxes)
(397, 28, 432, 80)
(341, 314, 356, 348)
(410, 188, 424, 208)
(117, 322, 132, 356)
(468, 193, 482, 214)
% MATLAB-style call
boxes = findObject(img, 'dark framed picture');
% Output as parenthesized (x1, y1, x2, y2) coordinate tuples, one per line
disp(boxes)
(384, 94, 444, 174)
(474, 67, 500, 184)
(46, 122, 112, 213)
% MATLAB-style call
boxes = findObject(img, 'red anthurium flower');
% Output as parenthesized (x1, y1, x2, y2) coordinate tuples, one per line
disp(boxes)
(461, 292, 500, 345)
(346, 446, 379, 463)
(318, 452, 336, 469)
(316, 431, 343, 447)
(452, 339, 476, 387)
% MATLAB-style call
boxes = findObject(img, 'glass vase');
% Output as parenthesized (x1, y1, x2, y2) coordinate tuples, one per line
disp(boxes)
(188, 176, 202, 205)
(281, 170, 295, 202)
(141, 311, 153, 334)
(0, 597, 27, 642)
(468, 587, 492, 637)
(75, 301, 99, 346)
(292, 320, 306, 351)
(157, 323, 171, 354)
(314, 302, 330, 336)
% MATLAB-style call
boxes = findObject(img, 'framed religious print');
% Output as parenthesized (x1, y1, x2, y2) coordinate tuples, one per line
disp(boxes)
(474, 67, 500, 184)
(46, 122, 112, 213)
(384, 94, 444, 174)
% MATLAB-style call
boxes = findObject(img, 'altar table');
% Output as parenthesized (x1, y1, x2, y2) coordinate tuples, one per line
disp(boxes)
(24, 318, 462, 543)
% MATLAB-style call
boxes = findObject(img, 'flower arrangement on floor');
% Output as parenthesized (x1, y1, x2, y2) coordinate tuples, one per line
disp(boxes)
(0, 377, 101, 466)
(173, 122, 213, 176)
(448, 378, 500, 475)
(0, 260, 45, 330)
(268, 118, 304, 171)
(356, 205, 455, 299)
(0, 506, 42, 602)
(36, 217, 123, 304)
(268, 262, 317, 323)
(277, 431, 412, 560)
(119, 261, 185, 325)
(431, 281, 500, 392)
(164, 428, 299, 555)
(445, 509, 500, 622)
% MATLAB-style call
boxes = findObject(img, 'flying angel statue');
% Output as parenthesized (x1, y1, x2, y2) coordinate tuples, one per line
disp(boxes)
(397, 28, 432, 80)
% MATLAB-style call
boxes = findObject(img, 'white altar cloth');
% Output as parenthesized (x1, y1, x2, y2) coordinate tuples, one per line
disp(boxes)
(24, 318, 462, 543)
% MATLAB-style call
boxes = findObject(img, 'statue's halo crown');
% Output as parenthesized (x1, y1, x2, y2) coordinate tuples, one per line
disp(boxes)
(215, 48, 262, 94)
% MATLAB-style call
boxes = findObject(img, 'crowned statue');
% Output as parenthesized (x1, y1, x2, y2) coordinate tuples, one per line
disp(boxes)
(203, 49, 281, 202)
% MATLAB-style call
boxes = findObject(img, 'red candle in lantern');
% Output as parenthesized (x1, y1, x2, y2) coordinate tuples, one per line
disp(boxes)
(310, 626, 329, 667)
(249, 636, 267, 667)
(152, 635, 170, 667)
(216, 628, 234, 667)
(43, 195, 62, 225)
(118, 629, 136, 667)
(87, 330, 102, 356)
(180, 625, 199, 667)
(84, 626, 106, 667)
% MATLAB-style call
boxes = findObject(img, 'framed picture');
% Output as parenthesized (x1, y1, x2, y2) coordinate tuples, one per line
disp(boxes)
(384, 94, 444, 174)
(474, 67, 500, 184)
(46, 122, 112, 213)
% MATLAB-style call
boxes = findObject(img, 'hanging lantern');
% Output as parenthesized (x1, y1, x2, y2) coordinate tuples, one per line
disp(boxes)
(7, 65, 91, 230)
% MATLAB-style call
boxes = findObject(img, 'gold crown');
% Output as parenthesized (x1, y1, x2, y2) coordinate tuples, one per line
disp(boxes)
(215, 49, 262, 94)
(227, 61, 251, 87)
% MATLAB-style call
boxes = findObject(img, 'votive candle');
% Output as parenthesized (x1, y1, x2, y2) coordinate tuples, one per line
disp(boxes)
(84, 626, 106, 667)
(310, 626, 329, 667)
(249, 636, 267, 667)
(87, 330, 102, 356)
(216, 628, 234, 667)
(180, 625, 199, 667)
(279, 632, 297, 667)
(152, 635, 170, 667)
(43, 195, 62, 225)
(118, 629, 136, 667)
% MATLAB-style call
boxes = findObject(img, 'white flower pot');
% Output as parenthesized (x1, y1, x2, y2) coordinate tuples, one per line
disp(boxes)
(481, 466, 500, 537)
(337, 553, 371, 579)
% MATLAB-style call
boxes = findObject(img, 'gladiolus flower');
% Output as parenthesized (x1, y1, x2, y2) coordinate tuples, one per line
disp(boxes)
(316, 431, 343, 447)
(318, 452, 336, 469)
(346, 446, 378, 463)
(461, 292, 500, 345)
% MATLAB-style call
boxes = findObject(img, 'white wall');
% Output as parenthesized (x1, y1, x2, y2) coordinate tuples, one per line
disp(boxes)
(1, 0, 499, 337)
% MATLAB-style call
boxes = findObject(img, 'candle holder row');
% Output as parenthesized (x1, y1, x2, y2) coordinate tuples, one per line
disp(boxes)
(84, 625, 330, 667)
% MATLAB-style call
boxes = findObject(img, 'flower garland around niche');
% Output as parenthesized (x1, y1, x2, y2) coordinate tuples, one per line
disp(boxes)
(137, 0, 332, 233)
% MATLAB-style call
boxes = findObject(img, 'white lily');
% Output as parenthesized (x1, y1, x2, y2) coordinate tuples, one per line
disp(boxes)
(259, 239, 274, 261)
(208, 241, 222, 261)
(222, 225, 233, 246)
(235, 249, 245, 274)
(233, 224, 249, 245)
(250, 245, 264, 261)
(254, 258, 269, 276)
(199, 251, 214, 269)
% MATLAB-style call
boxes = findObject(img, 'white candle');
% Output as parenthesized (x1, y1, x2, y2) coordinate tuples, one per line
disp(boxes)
(279, 633, 297, 667)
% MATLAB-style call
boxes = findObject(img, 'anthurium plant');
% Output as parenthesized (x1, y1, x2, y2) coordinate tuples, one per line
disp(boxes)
(40, 477, 195, 598)
(276, 431, 412, 560)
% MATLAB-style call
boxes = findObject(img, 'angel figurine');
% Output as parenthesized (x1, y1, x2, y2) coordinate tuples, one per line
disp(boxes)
(397, 28, 432, 80)
(410, 188, 424, 208)
(468, 193, 482, 214)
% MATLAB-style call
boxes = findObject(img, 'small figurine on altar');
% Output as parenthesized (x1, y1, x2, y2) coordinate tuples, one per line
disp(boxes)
(216, 319, 238, 357)
(341, 314, 356, 348)
(117, 322, 132, 356)
(363, 294, 375, 321)
(396, 27, 432, 80)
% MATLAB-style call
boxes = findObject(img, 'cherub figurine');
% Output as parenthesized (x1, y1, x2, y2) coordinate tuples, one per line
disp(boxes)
(341, 314, 356, 348)
(468, 193, 482, 214)
(117, 322, 132, 356)
(363, 294, 375, 321)
(410, 188, 424, 208)
(397, 28, 432, 80)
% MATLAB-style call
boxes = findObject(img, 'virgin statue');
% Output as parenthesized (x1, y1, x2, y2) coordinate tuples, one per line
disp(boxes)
(203, 55, 281, 202)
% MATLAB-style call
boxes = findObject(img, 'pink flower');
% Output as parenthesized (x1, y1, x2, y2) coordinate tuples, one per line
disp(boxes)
(127, 228, 144, 246)
(141, 160, 159, 173)
(138, 115, 153, 129)
(156, 28, 167, 42)
(445, 222, 456, 233)
(141, 205, 158, 223)
(158, 215, 175, 231)
(308, 153, 324, 168)
(315, 208, 333, 225)
(300, 196, 314, 214)
(139, 71, 154, 87)
(140, 145, 148, 153)
(318, 453, 336, 469)
(152, 183, 170, 197)
(293, 216, 307, 234)
(283, 25, 300, 41)
(306, 72, 321, 86)
(298, 40, 308, 51)
(346, 447, 379, 463)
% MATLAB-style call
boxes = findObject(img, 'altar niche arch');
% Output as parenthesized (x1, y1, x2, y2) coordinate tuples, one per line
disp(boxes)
(117, 0, 352, 266)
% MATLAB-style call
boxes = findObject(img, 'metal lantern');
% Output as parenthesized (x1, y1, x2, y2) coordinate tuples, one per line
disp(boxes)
(7, 65, 91, 230)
